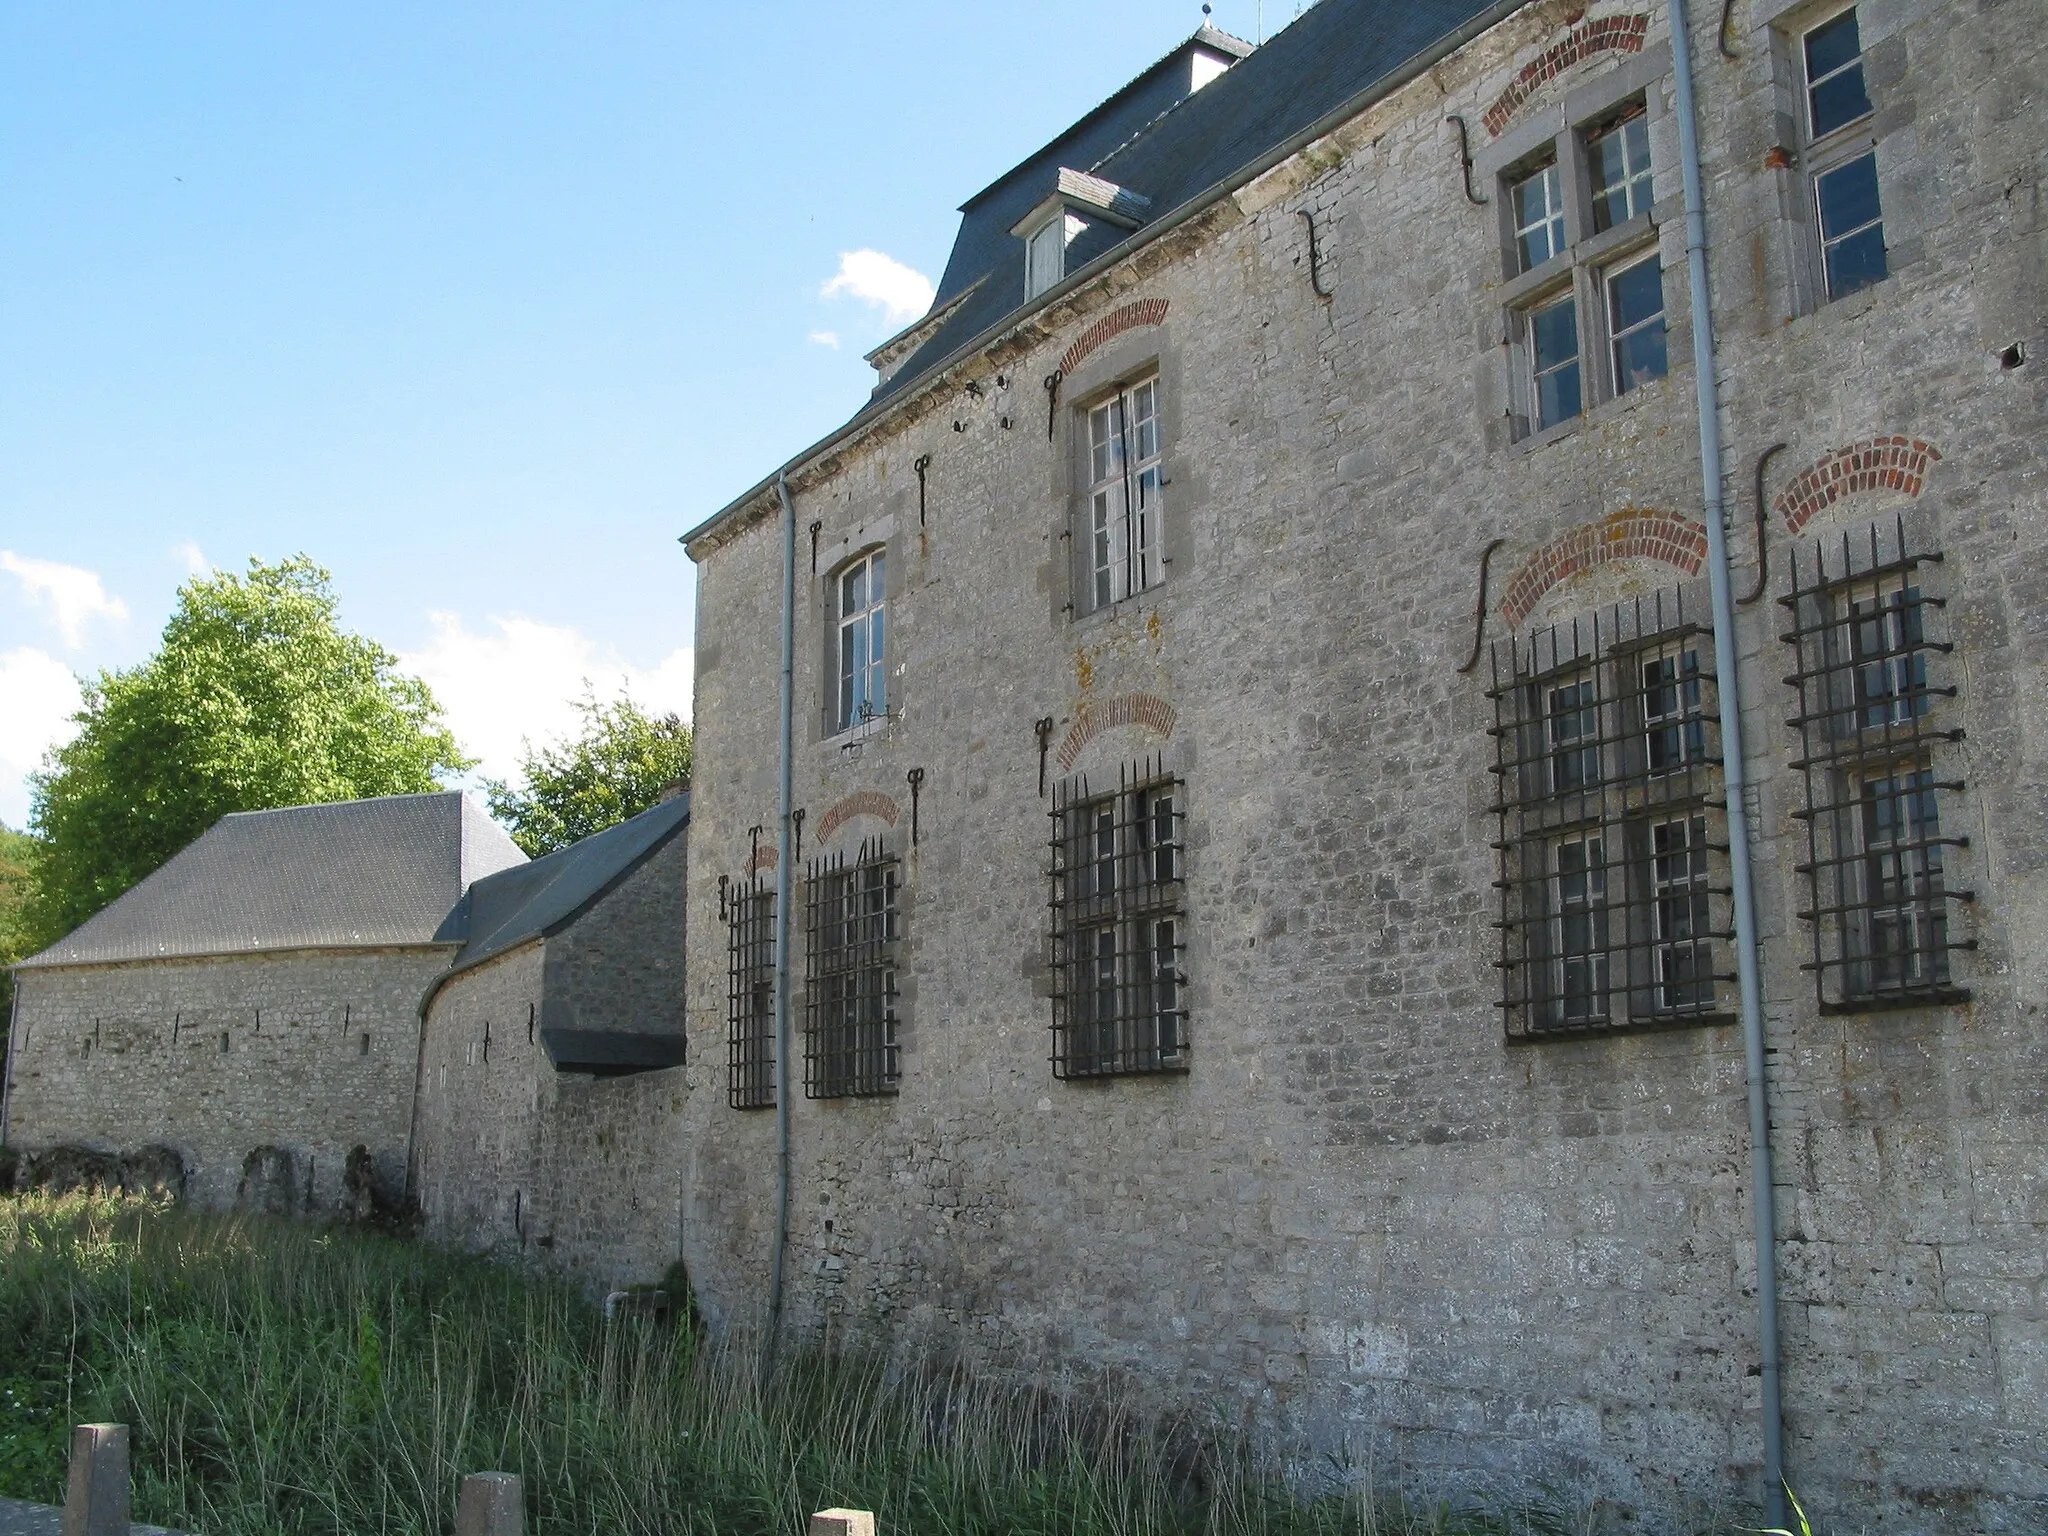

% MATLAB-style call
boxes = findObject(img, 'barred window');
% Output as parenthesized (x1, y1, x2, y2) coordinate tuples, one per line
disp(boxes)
(804, 843, 900, 1098)
(1048, 759, 1187, 1078)
(1782, 518, 1971, 1009)
(726, 881, 776, 1109)
(1489, 590, 1735, 1040)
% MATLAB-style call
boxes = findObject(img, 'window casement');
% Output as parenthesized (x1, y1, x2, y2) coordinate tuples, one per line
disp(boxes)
(1080, 375, 1165, 612)
(725, 878, 777, 1109)
(1488, 589, 1735, 1040)
(1048, 759, 1187, 1078)
(832, 549, 888, 734)
(1024, 211, 1078, 300)
(1797, 6, 1887, 301)
(802, 842, 900, 1098)
(1498, 95, 1668, 441)
(1782, 517, 1971, 1010)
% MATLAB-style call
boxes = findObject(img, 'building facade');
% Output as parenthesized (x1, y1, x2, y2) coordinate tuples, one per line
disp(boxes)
(412, 795, 690, 1292)
(677, 0, 2046, 1527)
(2, 793, 526, 1211)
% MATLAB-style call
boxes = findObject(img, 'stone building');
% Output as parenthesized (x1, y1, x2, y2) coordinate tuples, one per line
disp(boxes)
(677, 0, 2046, 1528)
(411, 794, 690, 1292)
(1, 792, 526, 1211)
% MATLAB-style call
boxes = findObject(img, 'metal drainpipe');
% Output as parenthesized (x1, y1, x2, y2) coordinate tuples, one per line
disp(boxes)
(1668, 0, 1787, 1521)
(766, 473, 799, 1357)
(0, 980, 20, 1151)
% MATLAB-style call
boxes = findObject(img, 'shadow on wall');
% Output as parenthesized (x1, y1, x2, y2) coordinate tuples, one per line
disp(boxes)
(6, 1141, 411, 1231)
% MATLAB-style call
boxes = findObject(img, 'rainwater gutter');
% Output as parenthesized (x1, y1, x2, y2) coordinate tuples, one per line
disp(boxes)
(766, 473, 798, 1356)
(1669, 0, 1786, 1521)
(0, 979, 21, 1151)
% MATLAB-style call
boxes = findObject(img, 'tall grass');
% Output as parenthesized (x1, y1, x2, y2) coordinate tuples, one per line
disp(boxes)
(0, 1194, 1672, 1536)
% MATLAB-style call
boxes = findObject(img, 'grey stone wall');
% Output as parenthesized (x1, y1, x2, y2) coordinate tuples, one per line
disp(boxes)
(416, 942, 687, 1295)
(680, 0, 2047, 1529)
(541, 823, 688, 1039)
(3, 948, 445, 1211)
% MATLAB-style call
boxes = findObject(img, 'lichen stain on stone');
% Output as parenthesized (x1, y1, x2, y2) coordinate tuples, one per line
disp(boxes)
(1146, 610, 1164, 649)
(1076, 647, 1095, 691)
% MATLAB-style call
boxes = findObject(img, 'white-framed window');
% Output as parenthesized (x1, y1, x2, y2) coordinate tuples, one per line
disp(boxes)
(1798, 6, 1887, 300)
(1641, 642, 1707, 773)
(834, 549, 887, 733)
(1510, 159, 1568, 272)
(1605, 253, 1669, 397)
(1084, 375, 1164, 610)
(1856, 765, 1949, 993)
(1848, 582, 1930, 730)
(1587, 107, 1655, 232)
(1650, 815, 1713, 1010)
(1025, 212, 1077, 299)
(1528, 292, 1583, 433)
(1550, 830, 1611, 1024)
(1546, 671, 1601, 794)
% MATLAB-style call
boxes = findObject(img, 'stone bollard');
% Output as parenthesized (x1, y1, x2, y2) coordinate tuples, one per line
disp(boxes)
(809, 1510, 876, 1536)
(454, 1472, 524, 1536)
(61, 1423, 130, 1536)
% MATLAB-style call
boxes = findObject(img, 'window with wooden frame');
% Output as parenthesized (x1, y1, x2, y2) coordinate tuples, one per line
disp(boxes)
(1488, 589, 1735, 1040)
(1048, 758, 1187, 1077)
(832, 549, 888, 734)
(1080, 376, 1165, 613)
(1781, 517, 1970, 1009)
(1798, 5, 1887, 302)
(725, 878, 776, 1108)
(803, 841, 900, 1098)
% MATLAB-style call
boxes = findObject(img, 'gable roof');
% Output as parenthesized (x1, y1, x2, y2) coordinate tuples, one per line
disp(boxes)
(684, 0, 1522, 552)
(16, 792, 526, 970)
(425, 793, 690, 1003)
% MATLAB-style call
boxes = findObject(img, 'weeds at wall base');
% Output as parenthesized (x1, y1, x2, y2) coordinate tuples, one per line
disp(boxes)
(0, 1194, 1756, 1536)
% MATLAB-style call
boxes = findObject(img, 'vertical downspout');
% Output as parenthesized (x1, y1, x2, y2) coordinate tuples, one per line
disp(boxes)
(0, 979, 21, 1152)
(767, 474, 798, 1355)
(1668, 0, 1787, 1522)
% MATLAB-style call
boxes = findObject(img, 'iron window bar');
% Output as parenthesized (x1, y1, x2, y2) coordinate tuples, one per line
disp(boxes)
(1487, 587, 1738, 1042)
(1048, 755, 1188, 1079)
(726, 878, 777, 1109)
(1779, 515, 1973, 1012)
(803, 840, 901, 1099)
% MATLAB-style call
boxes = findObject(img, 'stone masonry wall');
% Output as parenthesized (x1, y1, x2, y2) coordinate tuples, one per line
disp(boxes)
(4, 947, 446, 1211)
(541, 824, 688, 1039)
(415, 940, 686, 1294)
(681, 0, 2046, 1529)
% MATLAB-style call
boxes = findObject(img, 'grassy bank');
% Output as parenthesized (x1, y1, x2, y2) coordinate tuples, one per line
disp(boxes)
(0, 1194, 1690, 1535)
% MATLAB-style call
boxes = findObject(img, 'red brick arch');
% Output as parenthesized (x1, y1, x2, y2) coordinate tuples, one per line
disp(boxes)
(1482, 14, 1652, 136)
(1773, 436, 1942, 535)
(1055, 693, 1178, 772)
(1498, 509, 1708, 628)
(1059, 300, 1170, 376)
(815, 791, 900, 846)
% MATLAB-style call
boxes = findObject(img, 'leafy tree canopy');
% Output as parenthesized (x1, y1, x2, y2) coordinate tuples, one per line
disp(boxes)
(22, 556, 470, 948)
(484, 692, 691, 858)
(0, 823, 37, 1021)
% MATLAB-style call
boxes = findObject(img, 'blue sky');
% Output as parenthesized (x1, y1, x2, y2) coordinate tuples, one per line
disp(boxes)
(0, 0, 1292, 828)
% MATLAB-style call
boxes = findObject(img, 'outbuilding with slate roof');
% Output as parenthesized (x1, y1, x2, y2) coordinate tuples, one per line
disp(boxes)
(1, 791, 525, 1212)
(411, 792, 688, 1292)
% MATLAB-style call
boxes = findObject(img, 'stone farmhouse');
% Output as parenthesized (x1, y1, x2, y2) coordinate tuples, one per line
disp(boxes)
(677, 0, 2046, 1527)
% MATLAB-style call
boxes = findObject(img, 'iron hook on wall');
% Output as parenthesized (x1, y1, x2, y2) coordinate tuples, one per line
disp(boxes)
(1739, 442, 1788, 605)
(1297, 209, 1334, 302)
(1445, 115, 1488, 206)
(791, 806, 806, 864)
(809, 521, 822, 574)
(1044, 369, 1064, 440)
(1455, 537, 1508, 674)
(1717, 0, 1741, 58)
(717, 872, 730, 922)
(913, 454, 932, 527)
(906, 767, 925, 845)
(1035, 716, 1056, 796)
(748, 823, 763, 874)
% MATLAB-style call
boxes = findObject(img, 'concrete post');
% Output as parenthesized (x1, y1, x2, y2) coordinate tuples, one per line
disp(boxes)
(61, 1423, 130, 1536)
(454, 1472, 524, 1536)
(809, 1511, 876, 1536)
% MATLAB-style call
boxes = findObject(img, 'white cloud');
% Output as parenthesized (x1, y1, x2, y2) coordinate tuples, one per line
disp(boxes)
(808, 330, 841, 349)
(172, 541, 211, 576)
(0, 551, 129, 649)
(399, 613, 693, 786)
(0, 647, 83, 828)
(820, 250, 935, 326)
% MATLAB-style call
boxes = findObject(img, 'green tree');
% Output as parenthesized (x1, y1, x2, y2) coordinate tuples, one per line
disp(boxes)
(0, 824, 37, 1025)
(484, 692, 691, 857)
(22, 556, 469, 948)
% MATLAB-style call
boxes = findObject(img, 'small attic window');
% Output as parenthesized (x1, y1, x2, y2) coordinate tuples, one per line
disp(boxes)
(1025, 212, 1079, 299)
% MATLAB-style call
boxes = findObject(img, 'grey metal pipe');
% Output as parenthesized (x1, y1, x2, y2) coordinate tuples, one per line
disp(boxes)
(0, 979, 20, 1152)
(766, 473, 798, 1354)
(1668, 0, 1786, 1521)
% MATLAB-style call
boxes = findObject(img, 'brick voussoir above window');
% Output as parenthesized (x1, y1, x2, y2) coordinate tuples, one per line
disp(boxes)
(1773, 436, 1942, 535)
(1499, 510, 1710, 630)
(1483, 13, 1652, 136)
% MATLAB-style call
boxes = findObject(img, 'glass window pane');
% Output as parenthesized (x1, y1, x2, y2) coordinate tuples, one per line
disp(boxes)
(1608, 260, 1663, 331)
(1804, 8, 1862, 82)
(1817, 154, 1883, 239)
(1804, 10, 1872, 136)
(1512, 164, 1566, 271)
(868, 552, 885, 599)
(1809, 69, 1873, 137)
(1825, 225, 1887, 298)
(1531, 297, 1578, 370)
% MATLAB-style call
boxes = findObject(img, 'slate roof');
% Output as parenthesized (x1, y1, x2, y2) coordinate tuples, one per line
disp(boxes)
(684, 0, 1520, 549)
(428, 792, 690, 995)
(16, 792, 527, 970)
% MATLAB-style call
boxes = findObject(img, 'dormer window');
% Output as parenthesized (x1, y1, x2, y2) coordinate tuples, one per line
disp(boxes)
(1025, 212, 1079, 300)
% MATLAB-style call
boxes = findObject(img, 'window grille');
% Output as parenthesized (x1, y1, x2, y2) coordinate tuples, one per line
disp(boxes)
(803, 841, 900, 1098)
(1488, 589, 1736, 1040)
(1048, 758, 1187, 1077)
(1781, 516, 1971, 1010)
(726, 881, 776, 1108)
